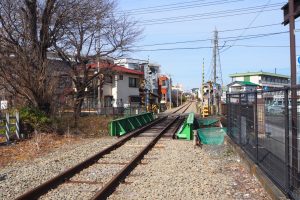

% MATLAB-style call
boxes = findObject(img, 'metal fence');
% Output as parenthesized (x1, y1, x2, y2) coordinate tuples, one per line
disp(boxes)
(0, 111, 20, 142)
(227, 87, 300, 199)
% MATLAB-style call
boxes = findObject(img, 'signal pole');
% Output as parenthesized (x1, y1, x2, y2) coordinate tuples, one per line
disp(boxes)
(212, 29, 218, 114)
(202, 58, 205, 107)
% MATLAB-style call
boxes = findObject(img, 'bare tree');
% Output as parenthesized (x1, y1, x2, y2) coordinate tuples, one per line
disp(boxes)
(53, 0, 142, 125)
(0, 0, 73, 113)
(0, 0, 142, 121)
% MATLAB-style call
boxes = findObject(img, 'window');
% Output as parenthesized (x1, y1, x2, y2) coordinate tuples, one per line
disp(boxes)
(129, 77, 138, 87)
(104, 75, 112, 83)
(119, 75, 123, 80)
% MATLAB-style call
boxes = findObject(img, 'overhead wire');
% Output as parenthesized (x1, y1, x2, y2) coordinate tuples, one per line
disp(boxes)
(119, 0, 210, 12)
(141, 8, 279, 25)
(120, 0, 245, 15)
(133, 31, 288, 47)
(220, 0, 273, 53)
(132, 44, 297, 52)
(139, 3, 283, 25)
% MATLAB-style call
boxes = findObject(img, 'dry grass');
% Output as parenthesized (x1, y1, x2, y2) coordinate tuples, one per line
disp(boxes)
(0, 114, 116, 167)
(0, 133, 81, 168)
(55, 114, 114, 137)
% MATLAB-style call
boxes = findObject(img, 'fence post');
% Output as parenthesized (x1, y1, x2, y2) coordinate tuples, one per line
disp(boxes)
(284, 88, 290, 191)
(5, 112, 10, 142)
(239, 93, 242, 144)
(15, 111, 20, 139)
(254, 92, 258, 164)
(226, 94, 230, 135)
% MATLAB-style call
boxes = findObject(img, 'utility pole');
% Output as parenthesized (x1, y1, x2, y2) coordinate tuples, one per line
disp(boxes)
(282, 0, 300, 189)
(212, 29, 218, 114)
(97, 59, 101, 113)
(288, 0, 298, 189)
(176, 86, 179, 107)
(202, 58, 205, 106)
(168, 75, 172, 109)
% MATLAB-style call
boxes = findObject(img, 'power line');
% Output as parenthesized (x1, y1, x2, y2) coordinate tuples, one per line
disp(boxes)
(121, 0, 245, 15)
(140, 3, 283, 24)
(133, 44, 297, 52)
(133, 31, 288, 47)
(140, 8, 279, 26)
(220, 0, 272, 53)
(119, 0, 211, 12)
(218, 23, 281, 32)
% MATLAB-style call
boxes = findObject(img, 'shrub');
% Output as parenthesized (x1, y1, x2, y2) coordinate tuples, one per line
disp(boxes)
(19, 107, 52, 133)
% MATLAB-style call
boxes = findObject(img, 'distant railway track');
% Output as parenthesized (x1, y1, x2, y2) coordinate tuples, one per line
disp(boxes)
(16, 109, 188, 199)
(172, 101, 192, 114)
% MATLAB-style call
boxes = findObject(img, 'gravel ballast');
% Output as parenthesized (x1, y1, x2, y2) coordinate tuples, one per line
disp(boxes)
(0, 102, 272, 199)
(108, 139, 271, 200)
(0, 137, 118, 199)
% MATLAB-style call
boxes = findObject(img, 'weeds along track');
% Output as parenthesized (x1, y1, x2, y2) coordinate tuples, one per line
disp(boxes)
(16, 116, 182, 200)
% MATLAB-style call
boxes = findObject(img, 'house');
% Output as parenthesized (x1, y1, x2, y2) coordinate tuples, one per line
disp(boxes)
(114, 58, 161, 105)
(89, 61, 144, 108)
(229, 71, 290, 91)
(158, 75, 171, 105)
(227, 81, 259, 93)
(191, 88, 200, 99)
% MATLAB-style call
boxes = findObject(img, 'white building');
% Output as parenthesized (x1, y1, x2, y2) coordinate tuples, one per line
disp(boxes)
(87, 62, 144, 108)
(229, 71, 290, 91)
(114, 58, 161, 97)
(102, 66, 144, 107)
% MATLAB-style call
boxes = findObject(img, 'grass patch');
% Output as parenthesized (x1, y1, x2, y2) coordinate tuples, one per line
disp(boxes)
(54, 114, 114, 137)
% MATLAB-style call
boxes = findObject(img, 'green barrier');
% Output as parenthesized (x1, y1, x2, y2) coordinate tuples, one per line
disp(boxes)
(109, 112, 154, 136)
(198, 118, 219, 126)
(197, 127, 227, 145)
(176, 112, 194, 140)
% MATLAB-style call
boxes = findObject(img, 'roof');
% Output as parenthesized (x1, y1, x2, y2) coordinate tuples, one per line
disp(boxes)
(229, 71, 289, 79)
(227, 81, 259, 87)
(89, 63, 144, 75)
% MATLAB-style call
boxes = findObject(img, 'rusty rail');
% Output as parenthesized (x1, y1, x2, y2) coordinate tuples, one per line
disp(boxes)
(16, 116, 167, 200)
(91, 116, 180, 199)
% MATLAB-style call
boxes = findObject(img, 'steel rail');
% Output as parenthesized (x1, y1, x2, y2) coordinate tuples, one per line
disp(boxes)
(172, 102, 191, 114)
(182, 102, 192, 113)
(91, 116, 180, 200)
(172, 117, 186, 139)
(16, 116, 167, 200)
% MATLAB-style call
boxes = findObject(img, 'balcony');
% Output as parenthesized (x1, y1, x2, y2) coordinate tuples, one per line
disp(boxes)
(259, 80, 289, 87)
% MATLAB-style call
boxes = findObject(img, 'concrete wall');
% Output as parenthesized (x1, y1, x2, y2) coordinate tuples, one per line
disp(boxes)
(233, 77, 244, 81)
(250, 75, 260, 84)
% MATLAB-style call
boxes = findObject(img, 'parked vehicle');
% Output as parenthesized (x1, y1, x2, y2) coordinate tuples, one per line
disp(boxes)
(266, 101, 284, 114)
(267, 99, 300, 114)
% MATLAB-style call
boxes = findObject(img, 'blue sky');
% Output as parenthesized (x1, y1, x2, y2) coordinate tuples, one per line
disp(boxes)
(117, 0, 299, 90)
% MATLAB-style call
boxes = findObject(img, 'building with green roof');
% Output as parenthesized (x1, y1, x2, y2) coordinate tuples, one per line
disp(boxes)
(227, 81, 260, 93)
(228, 71, 290, 91)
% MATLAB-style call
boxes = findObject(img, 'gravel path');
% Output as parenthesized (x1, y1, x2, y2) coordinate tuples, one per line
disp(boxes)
(0, 137, 118, 199)
(108, 139, 271, 200)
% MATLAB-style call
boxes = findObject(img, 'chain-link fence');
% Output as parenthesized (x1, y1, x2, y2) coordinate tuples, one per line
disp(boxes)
(227, 87, 300, 199)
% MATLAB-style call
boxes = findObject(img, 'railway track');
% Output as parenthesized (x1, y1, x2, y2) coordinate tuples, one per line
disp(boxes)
(16, 115, 183, 200)
(172, 101, 192, 114)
